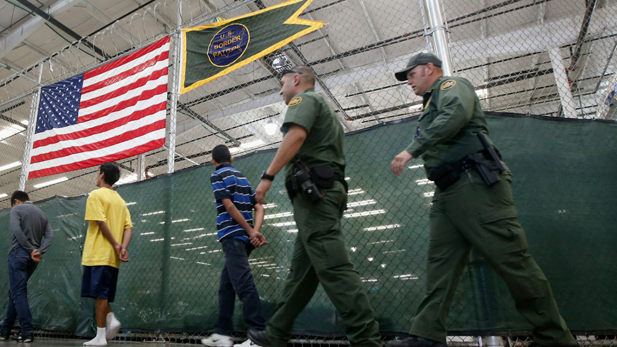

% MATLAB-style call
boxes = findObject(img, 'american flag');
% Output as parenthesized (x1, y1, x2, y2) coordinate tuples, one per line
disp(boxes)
(27, 37, 170, 179)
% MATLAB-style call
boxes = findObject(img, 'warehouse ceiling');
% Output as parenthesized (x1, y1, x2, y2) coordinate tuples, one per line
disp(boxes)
(0, 0, 615, 206)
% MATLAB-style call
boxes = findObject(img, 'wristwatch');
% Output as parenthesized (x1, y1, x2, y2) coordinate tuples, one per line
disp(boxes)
(261, 171, 275, 181)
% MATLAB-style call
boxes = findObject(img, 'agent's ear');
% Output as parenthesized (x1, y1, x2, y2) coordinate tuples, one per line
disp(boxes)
(293, 74, 302, 86)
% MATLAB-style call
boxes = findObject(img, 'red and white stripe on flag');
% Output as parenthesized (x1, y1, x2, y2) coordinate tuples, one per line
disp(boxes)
(28, 36, 170, 179)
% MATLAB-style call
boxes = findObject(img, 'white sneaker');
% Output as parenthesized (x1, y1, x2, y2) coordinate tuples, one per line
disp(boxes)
(234, 339, 261, 347)
(201, 333, 233, 347)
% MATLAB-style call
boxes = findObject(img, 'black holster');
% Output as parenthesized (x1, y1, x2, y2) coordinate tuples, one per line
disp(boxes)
(285, 164, 347, 202)
(428, 152, 504, 191)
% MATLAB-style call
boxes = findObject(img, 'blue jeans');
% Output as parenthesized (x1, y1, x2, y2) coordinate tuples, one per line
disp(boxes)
(215, 238, 265, 335)
(0, 247, 38, 335)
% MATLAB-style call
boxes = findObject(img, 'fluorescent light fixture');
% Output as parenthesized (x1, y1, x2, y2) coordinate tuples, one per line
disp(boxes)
(364, 224, 401, 232)
(350, 247, 357, 252)
(347, 199, 376, 208)
(415, 179, 433, 185)
(264, 212, 294, 219)
(208, 250, 222, 253)
(33, 176, 68, 188)
(186, 246, 208, 251)
(264, 121, 278, 135)
(270, 221, 296, 227)
(150, 238, 164, 242)
(362, 279, 378, 282)
(171, 242, 192, 247)
(140, 232, 155, 236)
(408, 164, 423, 169)
(170, 256, 185, 261)
(116, 173, 137, 185)
(262, 203, 277, 209)
(345, 177, 351, 181)
(171, 218, 190, 223)
(229, 140, 265, 153)
(20, 120, 28, 125)
(196, 262, 211, 266)
(381, 264, 387, 268)
(0, 193, 7, 199)
(126, 202, 137, 206)
(368, 239, 394, 245)
(368, 257, 374, 261)
(409, 104, 423, 112)
(344, 209, 386, 218)
(394, 274, 417, 278)
(424, 191, 435, 197)
(184, 228, 205, 232)
(347, 189, 365, 196)
(0, 161, 21, 172)
(142, 211, 164, 216)
(0, 124, 25, 141)
(287, 229, 298, 233)
(476, 88, 488, 99)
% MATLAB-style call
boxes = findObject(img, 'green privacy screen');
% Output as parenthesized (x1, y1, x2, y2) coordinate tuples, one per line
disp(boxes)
(1, 114, 616, 337)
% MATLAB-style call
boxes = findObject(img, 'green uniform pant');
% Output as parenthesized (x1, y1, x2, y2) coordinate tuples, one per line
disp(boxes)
(266, 181, 381, 347)
(410, 171, 573, 346)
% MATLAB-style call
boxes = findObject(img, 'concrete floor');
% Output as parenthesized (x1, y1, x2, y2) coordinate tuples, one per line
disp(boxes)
(1, 337, 198, 346)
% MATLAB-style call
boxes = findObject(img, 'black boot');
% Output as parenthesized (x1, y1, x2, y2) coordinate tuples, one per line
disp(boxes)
(247, 329, 272, 347)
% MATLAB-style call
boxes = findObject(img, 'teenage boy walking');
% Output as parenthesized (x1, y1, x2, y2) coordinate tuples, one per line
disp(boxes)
(201, 144, 268, 347)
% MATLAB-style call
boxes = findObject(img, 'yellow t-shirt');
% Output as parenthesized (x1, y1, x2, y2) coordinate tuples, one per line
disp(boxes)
(82, 187, 133, 269)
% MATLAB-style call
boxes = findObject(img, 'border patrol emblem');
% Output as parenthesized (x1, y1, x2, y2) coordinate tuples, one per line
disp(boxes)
(207, 24, 250, 68)
(289, 97, 302, 107)
(440, 80, 456, 90)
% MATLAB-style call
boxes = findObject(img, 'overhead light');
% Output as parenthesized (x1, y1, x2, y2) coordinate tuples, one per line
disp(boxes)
(347, 199, 376, 208)
(20, 120, 28, 125)
(0, 193, 7, 199)
(409, 104, 423, 112)
(264, 212, 294, 219)
(0, 161, 21, 172)
(229, 140, 265, 154)
(264, 120, 278, 135)
(476, 89, 488, 99)
(408, 164, 423, 169)
(116, 173, 137, 185)
(415, 179, 433, 185)
(364, 224, 401, 231)
(33, 176, 68, 188)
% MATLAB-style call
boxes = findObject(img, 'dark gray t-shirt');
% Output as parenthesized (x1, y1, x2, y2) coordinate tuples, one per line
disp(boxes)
(9, 202, 53, 255)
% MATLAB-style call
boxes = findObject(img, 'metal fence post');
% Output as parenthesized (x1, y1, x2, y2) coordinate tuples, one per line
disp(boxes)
(424, 0, 453, 76)
(18, 62, 44, 191)
(167, 1, 182, 174)
(549, 47, 578, 118)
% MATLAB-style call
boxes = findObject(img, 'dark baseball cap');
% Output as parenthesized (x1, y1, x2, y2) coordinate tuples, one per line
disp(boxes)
(394, 52, 443, 81)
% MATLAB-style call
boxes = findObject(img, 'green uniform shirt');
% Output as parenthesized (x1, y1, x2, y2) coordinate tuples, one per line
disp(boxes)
(281, 88, 346, 179)
(405, 76, 496, 169)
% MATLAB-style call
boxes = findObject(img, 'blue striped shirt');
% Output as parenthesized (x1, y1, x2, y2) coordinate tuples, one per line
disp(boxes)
(210, 163, 257, 243)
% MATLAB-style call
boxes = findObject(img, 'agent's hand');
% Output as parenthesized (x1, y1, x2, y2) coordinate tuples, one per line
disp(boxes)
(255, 179, 272, 204)
(31, 249, 42, 263)
(250, 232, 269, 248)
(391, 150, 414, 176)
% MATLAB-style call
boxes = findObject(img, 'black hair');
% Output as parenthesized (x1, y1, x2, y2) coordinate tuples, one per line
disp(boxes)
(100, 162, 121, 185)
(11, 191, 29, 206)
(212, 144, 231, 164)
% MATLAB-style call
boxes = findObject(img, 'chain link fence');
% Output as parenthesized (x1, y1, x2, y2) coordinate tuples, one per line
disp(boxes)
(0, 0, 616, 344)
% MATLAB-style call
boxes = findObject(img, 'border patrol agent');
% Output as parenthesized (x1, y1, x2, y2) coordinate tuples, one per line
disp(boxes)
(389, 53, 576, 347)
(250, 66, 381, 347)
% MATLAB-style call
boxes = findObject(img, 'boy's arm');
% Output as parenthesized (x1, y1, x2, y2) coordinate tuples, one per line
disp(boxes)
(119, 227, 133, 262)
(253, 203, 265, 232)
(96, 220, 126, 261)
(221, 199, 268, 247)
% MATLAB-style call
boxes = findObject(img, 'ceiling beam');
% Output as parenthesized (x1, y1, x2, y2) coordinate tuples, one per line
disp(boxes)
(14, 0, 109, 59)
(0, 0, 81, 61)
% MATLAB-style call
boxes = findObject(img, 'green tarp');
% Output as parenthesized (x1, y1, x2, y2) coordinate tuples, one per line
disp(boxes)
(1, 114, 616, 336)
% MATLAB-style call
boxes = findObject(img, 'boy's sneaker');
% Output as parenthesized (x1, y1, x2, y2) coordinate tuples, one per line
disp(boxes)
(234, 339, 261, 347)
(13, 333, 34, 343)
(0, 330, 10, 340)
(202, 333, 233, 347)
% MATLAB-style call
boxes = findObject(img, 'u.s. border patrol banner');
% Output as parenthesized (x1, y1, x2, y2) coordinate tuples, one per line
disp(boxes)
(180, 0, 324, 94)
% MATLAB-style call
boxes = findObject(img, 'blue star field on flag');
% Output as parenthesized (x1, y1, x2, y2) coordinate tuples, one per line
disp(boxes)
(36, 74, 84, 134)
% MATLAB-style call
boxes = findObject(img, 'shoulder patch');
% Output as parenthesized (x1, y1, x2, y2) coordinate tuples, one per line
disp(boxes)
(288, 97, 302, 107)
(440, 80, 456, 90)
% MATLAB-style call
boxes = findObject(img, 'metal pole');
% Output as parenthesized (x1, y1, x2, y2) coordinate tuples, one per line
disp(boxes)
(424, 0, 453, 76)
(167, 1, 182, 174)
(548, 47, 578, 118)
(19, 62, 44, 191)
(137, 154, 146, 181)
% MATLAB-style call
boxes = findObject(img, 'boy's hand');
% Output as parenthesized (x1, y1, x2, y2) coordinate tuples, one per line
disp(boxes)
(250, 232, 268, 248)
(113, 243, 128, 262)
(119, 246, 129, 262)
(31, 249, 42, 263)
